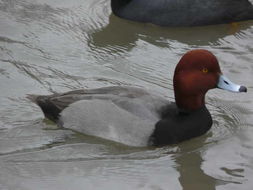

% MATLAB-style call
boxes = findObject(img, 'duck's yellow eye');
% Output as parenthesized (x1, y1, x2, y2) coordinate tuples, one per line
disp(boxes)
(202, 68, 208, 73)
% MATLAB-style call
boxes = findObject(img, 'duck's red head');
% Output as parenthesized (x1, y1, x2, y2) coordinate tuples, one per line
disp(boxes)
(173, 49, 246, 111)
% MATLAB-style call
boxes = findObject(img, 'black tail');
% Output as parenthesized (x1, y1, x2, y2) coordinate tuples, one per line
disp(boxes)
(27, 94, 61, 122)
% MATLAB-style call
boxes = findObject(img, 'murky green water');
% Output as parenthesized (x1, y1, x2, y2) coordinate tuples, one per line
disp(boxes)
(0, 0, 253, 189)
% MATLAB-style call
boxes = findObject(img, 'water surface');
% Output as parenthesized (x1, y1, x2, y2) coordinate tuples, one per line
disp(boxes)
(0, 0, 253, 190)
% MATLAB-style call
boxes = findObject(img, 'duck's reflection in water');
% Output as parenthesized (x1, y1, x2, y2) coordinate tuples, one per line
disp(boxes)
(88, 14, 253, 54)
(174, 135, 241, 190)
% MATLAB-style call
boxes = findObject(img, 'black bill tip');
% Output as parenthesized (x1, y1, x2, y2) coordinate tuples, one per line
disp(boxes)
(239, 86, 247, 92)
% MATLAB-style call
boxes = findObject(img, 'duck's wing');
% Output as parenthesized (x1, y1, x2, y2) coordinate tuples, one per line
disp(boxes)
(27, 86, 169, 122)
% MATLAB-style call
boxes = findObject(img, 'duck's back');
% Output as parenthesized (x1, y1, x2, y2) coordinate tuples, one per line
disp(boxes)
(112, 0, 253, 26)
(30, 86, 171, 146)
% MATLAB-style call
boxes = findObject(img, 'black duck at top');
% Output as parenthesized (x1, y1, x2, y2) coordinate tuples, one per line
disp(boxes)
(111, 0, 253, 26)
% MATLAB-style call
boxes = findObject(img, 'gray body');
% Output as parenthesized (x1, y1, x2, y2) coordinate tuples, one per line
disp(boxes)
(31, 87, 170, 146)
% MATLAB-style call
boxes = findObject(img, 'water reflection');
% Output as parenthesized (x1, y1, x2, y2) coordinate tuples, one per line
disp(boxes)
(175, 137, 218, 190)
(174, 132, 247, 190)
(89, 14, 253, 52)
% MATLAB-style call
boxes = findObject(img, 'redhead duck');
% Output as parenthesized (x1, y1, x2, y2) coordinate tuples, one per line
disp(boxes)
(28, 50, 247, 146)
(111, 0, 253, 26)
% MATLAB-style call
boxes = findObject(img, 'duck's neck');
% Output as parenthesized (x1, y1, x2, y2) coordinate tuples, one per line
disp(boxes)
(111, 0, 132, 14)
(174, 92, 206, 111)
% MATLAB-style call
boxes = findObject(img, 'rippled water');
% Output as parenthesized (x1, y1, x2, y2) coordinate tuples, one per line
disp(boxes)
(0, 0, 253, 189)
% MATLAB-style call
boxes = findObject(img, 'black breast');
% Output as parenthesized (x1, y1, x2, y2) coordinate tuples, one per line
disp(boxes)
(150, 106, 213, 146)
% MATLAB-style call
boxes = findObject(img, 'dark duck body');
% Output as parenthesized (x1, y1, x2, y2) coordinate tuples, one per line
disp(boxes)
(111, 0, 253, 26)
(28, 50, 247, 147)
